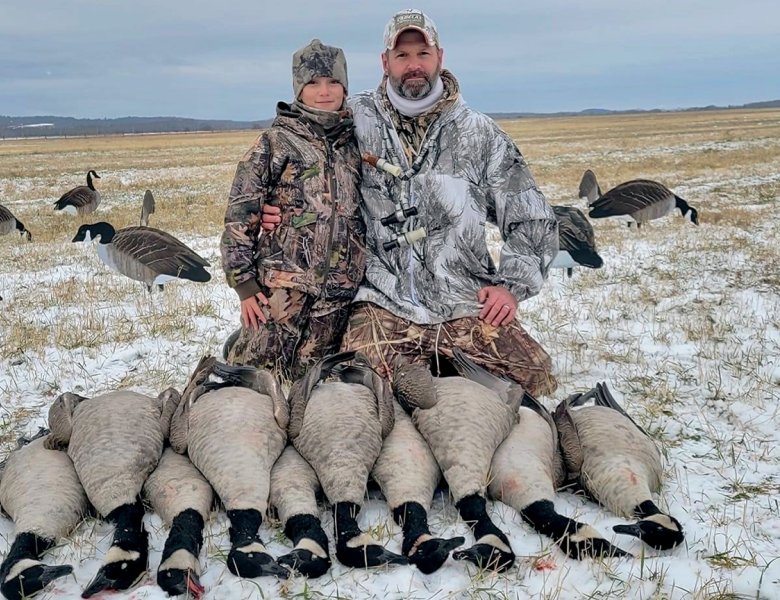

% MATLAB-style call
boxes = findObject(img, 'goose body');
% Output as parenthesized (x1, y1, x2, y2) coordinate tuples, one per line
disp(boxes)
(269, 445, 331, 578)
(579, 169, 602, 204)
(289, 353, 406, 569)
(72, 222, 211, 289)
(0, 433, 88, 600)
(54, 170, 101, 215)
(46, 389, 176, 597)
(144, 448, 213, 598)
(168, 358, 289, 579)
(551, 205, 603, 277)
(588, 179, 699, 227)
(554, 383, 684, 550)
(0, 204, 32, 241)
(393, 354, 518, 572)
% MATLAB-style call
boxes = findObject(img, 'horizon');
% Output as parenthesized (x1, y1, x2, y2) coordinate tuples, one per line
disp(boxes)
(2, 1, 779, 121)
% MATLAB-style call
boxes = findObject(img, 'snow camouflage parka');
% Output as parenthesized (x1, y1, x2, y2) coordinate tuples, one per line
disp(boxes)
(348, 72, 559, 325)
(221, 104, 366, 303)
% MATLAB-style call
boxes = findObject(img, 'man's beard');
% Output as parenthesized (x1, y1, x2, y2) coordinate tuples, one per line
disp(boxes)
(390, 68, 440, 99)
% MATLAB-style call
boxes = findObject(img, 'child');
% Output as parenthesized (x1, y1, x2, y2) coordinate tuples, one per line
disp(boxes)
(221, 39, 365, 380)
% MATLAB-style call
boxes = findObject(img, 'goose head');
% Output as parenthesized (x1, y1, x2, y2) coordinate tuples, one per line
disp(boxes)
(157, 555, 205, 599)
(81, 541, 149, 598)
(556, 524, 631, 559)
(13, 220, 32, 242)
(86, 170, 101, 189)
(0, 558, 73, 600)
(613, 513, 684, 550)
(72, 222, 116, 244)
(674, 196, 699, 225)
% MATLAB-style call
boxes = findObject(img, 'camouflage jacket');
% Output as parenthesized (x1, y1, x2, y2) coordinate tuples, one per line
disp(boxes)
(221, 104, 366, 302)
(348, 71, 559, 324)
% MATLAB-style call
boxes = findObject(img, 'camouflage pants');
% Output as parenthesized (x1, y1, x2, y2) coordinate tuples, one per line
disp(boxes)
(227, 288, 351, 381)
(340, 302, 558, 397)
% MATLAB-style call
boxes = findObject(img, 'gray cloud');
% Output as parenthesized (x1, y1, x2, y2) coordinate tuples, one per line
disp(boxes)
(1, 0, 778, 119)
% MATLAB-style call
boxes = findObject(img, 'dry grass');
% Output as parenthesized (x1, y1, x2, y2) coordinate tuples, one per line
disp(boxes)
(1, 108, 780, 599)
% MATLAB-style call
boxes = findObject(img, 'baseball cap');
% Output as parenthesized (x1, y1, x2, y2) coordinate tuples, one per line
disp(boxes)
(383, 9, 439, 50)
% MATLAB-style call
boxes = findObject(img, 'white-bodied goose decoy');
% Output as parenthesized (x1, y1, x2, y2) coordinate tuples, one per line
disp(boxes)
(0, 429, 89, 600)
(0, 204, 32, 241)
(578, 169, 602, 205)
(450, 353, 629, 559)
(167, 357, 289, 580)
(45, 388, 179, 597)
(54, 170, 101, 215)
(393, 349, 519, 573)
(72, 222, 211, 291)
(588, 179, 699, 228)
(550, 205, 604, 277)
(554, 382, 685, 550)
(143, 448, 213, 598)
(288, 352, 408, 569)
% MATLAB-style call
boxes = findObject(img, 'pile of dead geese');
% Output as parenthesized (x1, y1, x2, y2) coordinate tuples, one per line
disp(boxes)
(0, 351, 684, 600)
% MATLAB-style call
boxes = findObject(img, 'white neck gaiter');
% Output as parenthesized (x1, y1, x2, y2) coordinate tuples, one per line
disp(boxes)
(386, 76, 445, 117)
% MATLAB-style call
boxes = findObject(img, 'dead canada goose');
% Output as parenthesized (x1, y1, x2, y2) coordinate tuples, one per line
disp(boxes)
(140, 190, 155, 227)
(550, 205, 604, 277)
(554, 382, 685, 550)
(588, 179, 699, 228)
(288, 352, 408, 569)
(269, 445, 332, 578)
(393, 349, 519, 573)
(451, 353, 629, 559)
(168, 357, 289, 580)
(0, 204, 32, 242)
(579, 169, 602, 204)
(0, 429, 89, 600)
(72, 221, 211, 291)
(143, 448, 213, 599)
(45, 388, 179, 597)
(54, 170, 101, 215)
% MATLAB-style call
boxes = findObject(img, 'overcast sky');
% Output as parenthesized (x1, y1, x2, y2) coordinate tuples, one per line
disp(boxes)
(2, 0, 779, 120)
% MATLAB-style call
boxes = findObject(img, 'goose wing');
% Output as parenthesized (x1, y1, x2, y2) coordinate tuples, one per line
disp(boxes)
(588, 179, 674, 218)
(450, 347, 522, 410)
(553, 393, 588, 478)
(589, 382, 650, 438)
(333, 356, 395, 438)
(209, 361, 288, 430)
(111, 226, 211, 281)
(0, 203, 15, 222)
(54, 185, 96, 209)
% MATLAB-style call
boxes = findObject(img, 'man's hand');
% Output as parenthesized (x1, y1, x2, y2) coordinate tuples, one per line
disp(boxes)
(477, 286, 517, 327)
(240, 292, 269, 330)
(260, 204, 281, 231)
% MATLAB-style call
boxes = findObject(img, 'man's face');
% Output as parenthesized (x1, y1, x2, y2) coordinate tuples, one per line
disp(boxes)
(382, 30, 443, 99)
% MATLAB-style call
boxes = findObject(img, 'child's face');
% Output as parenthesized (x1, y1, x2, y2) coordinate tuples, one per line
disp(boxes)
(299, 76, 345, 112)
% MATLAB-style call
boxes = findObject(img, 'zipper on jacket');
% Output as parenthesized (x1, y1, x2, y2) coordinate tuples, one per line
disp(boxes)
(319, 139, 340, 295)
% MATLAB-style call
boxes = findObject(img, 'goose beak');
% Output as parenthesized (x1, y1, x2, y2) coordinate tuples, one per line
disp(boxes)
(81, 569, 115, 598)
(612, 523, 643, 538)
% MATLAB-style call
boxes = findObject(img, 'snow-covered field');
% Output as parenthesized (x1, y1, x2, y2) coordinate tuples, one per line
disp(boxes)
(1, 110, 779, 599)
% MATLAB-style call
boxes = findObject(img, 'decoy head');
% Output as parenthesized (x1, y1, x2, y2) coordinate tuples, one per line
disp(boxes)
(688, 206, 699, 225)
(71, 222, 115, 243)
(613, 513, 685, 550)
(88, 170, 101, 180)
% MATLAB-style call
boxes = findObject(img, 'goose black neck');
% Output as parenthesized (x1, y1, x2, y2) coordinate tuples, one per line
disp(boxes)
(87, 171, 97, 190)
(392, 502, 431, 555)
(333, 502, 362, 545)
(634, 500, 662, 519)
(0, 532, 53, 570)
(675, 196, 690, 212)
(106, 500, 147, 547)
(161, 509, 204, 563)
(88, 222, 116, 243)
(227, 508, 263, 547)
(520, 499, 578, 538)
(284, 513, 329, 551)
(14, 220, 27, 234)
(455, 494, 507, 543)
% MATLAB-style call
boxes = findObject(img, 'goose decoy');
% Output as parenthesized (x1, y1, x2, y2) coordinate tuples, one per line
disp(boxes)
(0, 204, 32, 241)
(578, 169, 602, 205)
(0, 429, 89, 600)
(588, 179, 699, 228)
(554, 382, 685, 550)
(167, 357, 289, 580)
(288, 352, 408, 569)
(269, 445, 332, 578)
(140, 190, 155, 227)
(72, 222, 211, 291)
(393, 349, 519, 573)
(45, 388, 179, 597)
(54, 170, 101, 215)
(143, 448, 213, 599)
(450, 352, 629, 559)
(550, 205, 603, 277)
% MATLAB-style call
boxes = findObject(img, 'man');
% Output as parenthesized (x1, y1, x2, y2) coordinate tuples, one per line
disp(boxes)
(264, 10, 558, 396)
